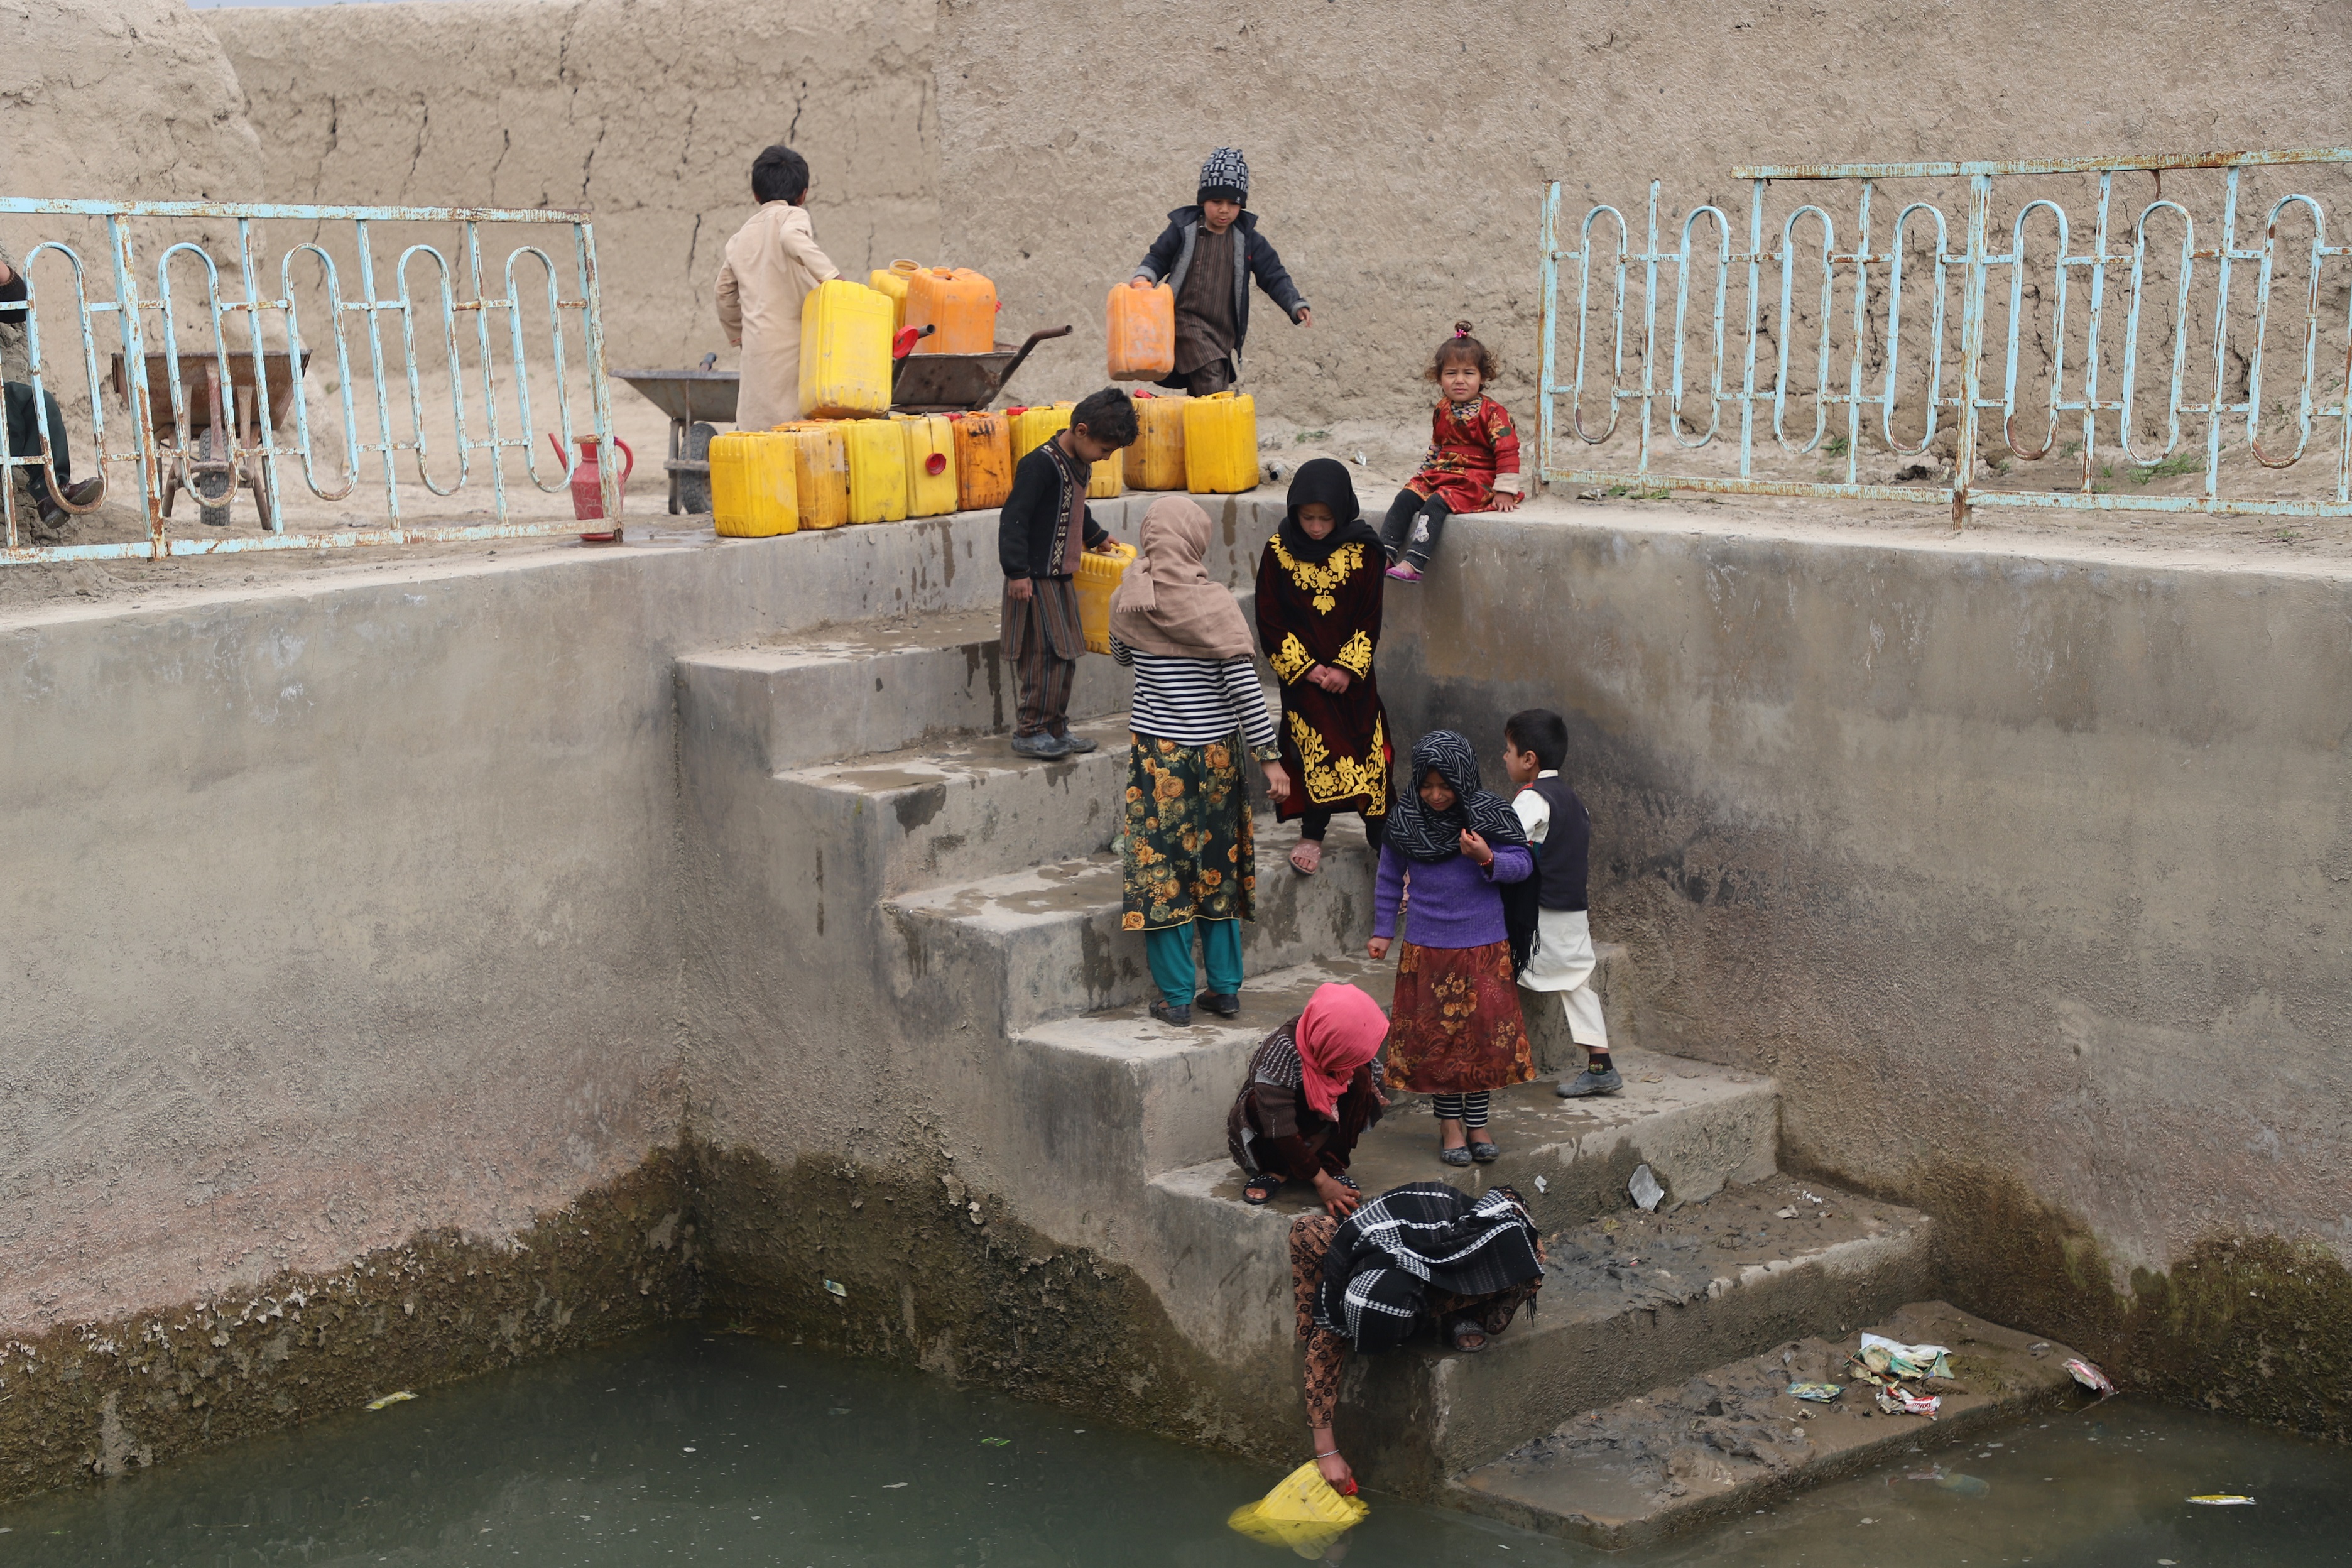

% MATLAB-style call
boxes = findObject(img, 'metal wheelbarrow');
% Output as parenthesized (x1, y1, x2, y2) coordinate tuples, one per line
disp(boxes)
(111, 349, 309, 529)
(612, 357, 740, 514)
(888, 325, 1070, 414)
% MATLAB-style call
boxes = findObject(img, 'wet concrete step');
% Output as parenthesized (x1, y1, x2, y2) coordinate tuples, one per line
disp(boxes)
(1449, 1301, 2088, 1549)
(1143, 1167, 1933, 1495)
(883, 815, 1376, 1033)
(678, 591, 1263, 775)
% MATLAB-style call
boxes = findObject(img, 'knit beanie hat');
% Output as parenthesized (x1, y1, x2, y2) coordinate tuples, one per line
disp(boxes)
(1197, 146, 1250, 207)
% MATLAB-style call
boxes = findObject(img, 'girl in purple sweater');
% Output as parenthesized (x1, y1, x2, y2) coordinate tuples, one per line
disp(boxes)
(1366, 731, 1536, 1165)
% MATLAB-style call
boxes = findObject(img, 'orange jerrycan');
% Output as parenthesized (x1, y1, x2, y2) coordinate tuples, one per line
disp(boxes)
(798, 280, 893, 418)
(906, 267, 997, 356)
(1183, 391, 1259, 493)
(774, 421, 851, 530)
(1127, 392, 1187, 489)
(841, 416, 909, 523)
(950, 411, 1013, 511)
(1107, 281, 1176, 381)
(868, 259, 921, 332)
(897, 413, 958, 517)
(709, 430, 798, 537)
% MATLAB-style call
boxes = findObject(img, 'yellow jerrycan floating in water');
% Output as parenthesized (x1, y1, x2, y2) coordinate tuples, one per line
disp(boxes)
(1226, 1461, 1368, 1557)
(708, 430, 798, 537)
(1126, 391, 1187, 490)
(841, 417, 910, 524)
(896, 413, 959, 518)
(1074, 541, 1136, 656)
(799, 279, 893, 419)
(773, 421, 851, 531)
(1183, 390, 1258, 493)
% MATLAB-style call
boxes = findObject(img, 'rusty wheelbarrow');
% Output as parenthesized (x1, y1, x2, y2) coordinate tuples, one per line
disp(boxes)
(612, 357, 739, 514)
(888, 325, 1070, 414)
(111, 349, 309, 530)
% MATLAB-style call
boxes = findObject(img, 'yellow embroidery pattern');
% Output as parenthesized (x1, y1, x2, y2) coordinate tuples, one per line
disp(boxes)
(1269, 633, 1315, 683)
(1270, 536, 1366, 616)
(1288, 710, 1388, 805)
(1333, 630, 1375, 678)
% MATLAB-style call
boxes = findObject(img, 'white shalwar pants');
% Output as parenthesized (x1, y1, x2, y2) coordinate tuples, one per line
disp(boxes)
(1518, 907, 1608, 1048)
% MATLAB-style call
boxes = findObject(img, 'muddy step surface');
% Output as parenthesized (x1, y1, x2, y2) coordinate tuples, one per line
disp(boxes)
(883, 817, 1375, 1032)
(1450, 1300, 2091, 1549)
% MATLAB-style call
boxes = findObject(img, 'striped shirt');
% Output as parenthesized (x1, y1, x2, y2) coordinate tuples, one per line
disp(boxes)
(1109, 636, 1278, 752)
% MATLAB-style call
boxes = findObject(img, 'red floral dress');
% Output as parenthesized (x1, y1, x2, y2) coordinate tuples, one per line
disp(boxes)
(1406, 395, 1522, 513)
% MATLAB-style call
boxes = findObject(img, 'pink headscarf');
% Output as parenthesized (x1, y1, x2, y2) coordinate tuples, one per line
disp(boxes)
(1296, 982, 1391, 1118)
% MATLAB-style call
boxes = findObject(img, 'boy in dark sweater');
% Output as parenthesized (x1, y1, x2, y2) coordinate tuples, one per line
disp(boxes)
(1126, 146, 1310, 395)
(1504, 709, 1621, 1097)
(999, 387, 1139, 758)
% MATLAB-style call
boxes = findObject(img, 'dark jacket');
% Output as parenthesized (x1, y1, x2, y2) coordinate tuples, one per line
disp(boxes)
(998, 437, 1109, 580)
(1132, 208, 1307, 368)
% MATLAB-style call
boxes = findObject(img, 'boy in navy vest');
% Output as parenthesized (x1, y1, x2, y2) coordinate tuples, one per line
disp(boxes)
(1503, 709, 1620, 1097)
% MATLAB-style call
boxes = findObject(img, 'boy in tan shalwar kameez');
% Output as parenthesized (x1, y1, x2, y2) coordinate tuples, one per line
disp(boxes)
(715, 145, 839, 433)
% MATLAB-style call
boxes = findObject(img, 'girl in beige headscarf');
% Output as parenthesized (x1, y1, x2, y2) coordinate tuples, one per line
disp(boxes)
(1111, 498, 1290, 1027)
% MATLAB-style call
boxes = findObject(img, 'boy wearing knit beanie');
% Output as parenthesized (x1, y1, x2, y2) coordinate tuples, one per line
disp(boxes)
(1130, 146, 1312, 396)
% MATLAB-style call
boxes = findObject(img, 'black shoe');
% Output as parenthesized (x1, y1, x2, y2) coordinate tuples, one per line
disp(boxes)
(1469, 1138, 1502, 1163)
(1148, 999, 1192, 1027)
(1055, 733, 1099, 754)
(1195, 991, 1239, 1018)
(1010, 732, 1070, 759)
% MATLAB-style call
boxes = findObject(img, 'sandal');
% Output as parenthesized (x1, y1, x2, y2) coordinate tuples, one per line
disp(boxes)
(1288, 839, 1323, 876)
(1469, 1138, 1501, 1164)
(1242, 1173, 1284, 1206)
(1439, 1145, 1474, 1167)
(1449, 1318, 1489, 1353)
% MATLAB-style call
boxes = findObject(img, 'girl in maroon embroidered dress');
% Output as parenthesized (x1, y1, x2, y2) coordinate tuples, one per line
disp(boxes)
(1379, 321, 1522, 582)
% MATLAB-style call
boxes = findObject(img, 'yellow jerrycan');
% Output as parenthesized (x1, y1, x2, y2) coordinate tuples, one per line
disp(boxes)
(950, 411, 1013, 511)
(867, 259, 922, 332)
(798, 280, 893, 419)
(709, 430, 798, 537)
(841, 416, 909, 523)
(1183, 390, 1259, 494)
(1226, 1461, 1368, 1557)
(1126, 392, 1187, 489)
(773, 421, 851, 530)
(896, 413, 959, 518)
(1010, 401, 1073, 466)
(1074, 542, 1136, 655)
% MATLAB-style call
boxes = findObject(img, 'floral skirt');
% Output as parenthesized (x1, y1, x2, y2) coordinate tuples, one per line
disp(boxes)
(1381, 938, 1533, 1094)
(1121, 732, 1256, 932)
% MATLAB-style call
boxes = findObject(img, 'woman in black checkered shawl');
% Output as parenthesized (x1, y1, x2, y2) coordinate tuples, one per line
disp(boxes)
(1288, 1182, 1545, 1491)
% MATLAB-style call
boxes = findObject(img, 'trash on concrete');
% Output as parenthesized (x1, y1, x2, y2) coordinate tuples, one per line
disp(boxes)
(364, 1391, 416, 1411)
(1935, 1471, 1990, 1497)
(823, 1278, 848, 1298)
(1534, 1175, 1548, 1194)
(2066, 1356, 2116, 1395)
(1629, 1165, 1663, 1211)
(1228, 1459, 1369, 1555)
(980, 1437, 1011, 1447)
(1775, 1206, 1799, 1219)
(1787, 1382, 1843, 1402)
(1858, 1333, 1953, 1381)
(2187, 1494, 2257, 1506)
(1874, 1386, 1941, 1417)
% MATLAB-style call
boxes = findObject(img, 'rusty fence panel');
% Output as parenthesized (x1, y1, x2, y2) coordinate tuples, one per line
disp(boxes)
(1537, 150, 2352, 523)
(0, 197, 614, 564)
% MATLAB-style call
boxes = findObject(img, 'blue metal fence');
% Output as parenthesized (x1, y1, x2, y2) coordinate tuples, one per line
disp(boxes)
(0, 197, 615, 563)
(1538, 150, 2352, 523)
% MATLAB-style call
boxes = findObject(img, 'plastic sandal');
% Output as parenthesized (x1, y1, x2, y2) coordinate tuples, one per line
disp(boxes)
(1439, 1145, 1474, 1167)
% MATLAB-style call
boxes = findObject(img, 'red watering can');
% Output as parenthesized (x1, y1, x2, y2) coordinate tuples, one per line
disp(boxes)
(552, 433, 634, 540)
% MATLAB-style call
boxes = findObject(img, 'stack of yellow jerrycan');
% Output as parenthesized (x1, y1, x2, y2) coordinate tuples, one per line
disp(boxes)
(895, 413, 959, 517)
(1126, 391, 1187, 489)
(950, 412, 1013, 511)
(709, 431, 798, 537)
(1183, 390, 1258, 493)
(798, 280, 893, 418)
(840, 417, 909, 523)
(773, 422, 851, 530)
(1074, 542, 1137, 655)
(1087, 445, 1124, 499)
(866, 259, 922, 332)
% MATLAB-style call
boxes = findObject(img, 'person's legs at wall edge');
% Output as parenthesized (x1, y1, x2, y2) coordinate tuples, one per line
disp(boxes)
(1146, 917, 1244, 1025)
(1300, 806, 1383, 846)
(1195, 916, 1243, 1011)
(1429, 1089, 1491, 1165)
(1378, 489, 1451, 575)
(4, 381, 98, 529)
(1007, 590, 1078, 756)
(1182, 358, 1236, 396)
(1555, 984, 1621, 1096)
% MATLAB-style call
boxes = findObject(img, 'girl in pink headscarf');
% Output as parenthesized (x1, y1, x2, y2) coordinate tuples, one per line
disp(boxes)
(1226, 981, 1391, 1213)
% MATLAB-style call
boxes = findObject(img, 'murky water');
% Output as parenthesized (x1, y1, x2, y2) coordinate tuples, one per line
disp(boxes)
(0, 1331, 2343, 1567)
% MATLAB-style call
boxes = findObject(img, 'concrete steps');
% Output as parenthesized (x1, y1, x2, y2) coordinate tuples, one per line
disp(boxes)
(1449, 1301, 2086, 1549)
(881, 816, 1377, 1033)
(1148, 1158, 1934, 1494)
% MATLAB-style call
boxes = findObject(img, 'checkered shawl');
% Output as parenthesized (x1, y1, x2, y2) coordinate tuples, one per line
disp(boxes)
(1311, 1182, 1544, 1354)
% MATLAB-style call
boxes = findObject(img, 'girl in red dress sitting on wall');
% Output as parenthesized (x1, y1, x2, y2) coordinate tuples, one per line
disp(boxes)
(1380, 321, 1522, 582)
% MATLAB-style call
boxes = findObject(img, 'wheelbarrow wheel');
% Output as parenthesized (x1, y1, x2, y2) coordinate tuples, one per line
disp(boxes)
(194, 425, 235, 529)
(679, 422, 716, 515)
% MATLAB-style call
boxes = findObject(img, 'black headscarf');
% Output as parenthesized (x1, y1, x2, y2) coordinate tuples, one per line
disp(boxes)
(1385, 729, 1526, 864)
(1275, 457, 1382, 565)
